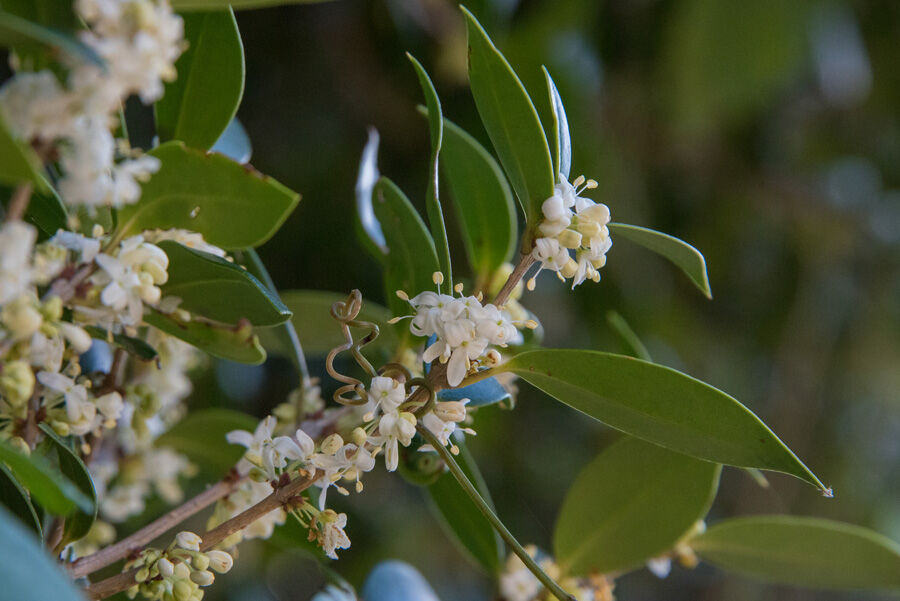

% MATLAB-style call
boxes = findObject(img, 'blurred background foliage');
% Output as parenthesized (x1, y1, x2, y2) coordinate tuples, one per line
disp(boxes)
(172, 0, 899, 599)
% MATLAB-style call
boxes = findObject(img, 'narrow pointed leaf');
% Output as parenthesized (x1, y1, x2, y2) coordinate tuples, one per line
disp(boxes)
(609, 223, 712, 298)
(38, 424, 97, 545)
(372, 177, 439, 329)
(439, 116, 516, 283)
(605, 311, 651, 361)
(355, 128, 387, 259)
(543, 67, 571, 180)
(461, 7, 554, 223)
(692, 516, 900, 590)
(144, 308, 266, 364)
(427, 440, 504, 573)
(0, 112, 47, 191)
(555, 437, 720, 576)
(156, 408, 257, 477)
(0, 507, 87, 601)
(159, 240, 291, 326)
(0, 438, 92, 516)
(503, 349, 827, 490)
(117, 141, 299, 249)
(0, 10, 103, 67)
(156, 8, 245, 150)
(0, 464, 41, 535)
(408, 54, 451, 291)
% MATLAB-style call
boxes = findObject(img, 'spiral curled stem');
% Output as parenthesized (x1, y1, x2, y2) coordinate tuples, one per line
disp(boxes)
(325, 289, 381, 406)
(401, 377, 435, 414)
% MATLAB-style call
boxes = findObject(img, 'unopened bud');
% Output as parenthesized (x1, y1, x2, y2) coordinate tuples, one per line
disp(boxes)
(561, 258, 578, 279)
(0, 361, 35, 407)
(135, 567, 150, 583)
(399, 411, 417, 426)
(320, 433, 344, 455)
(434, 401, 467, 423)
(175, 531, 202, 551)
(206, 550, 233, 574)
(576, 220, 602, 238)
(173, 579, 194, 601)
(157, 557, 175, 578)
(578, 203, 610, 223)
(350, 427, 368, 447)
(557, 229, 583, 249)
(191, 553, 209, 571)
(485, 349, 502, 364)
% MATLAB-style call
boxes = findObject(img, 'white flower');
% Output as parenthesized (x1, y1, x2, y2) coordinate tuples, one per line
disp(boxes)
(368, 376, 405, 414)
(377, 411, 416, 472)
(319, 511, 351, 560)
(531, 237, 569, 272)
(206, 550, 233, 574)
(51, 230, 101, 263)
(175, 531, 202, 552)
(95, 391, 123, 421)
(38, 371, 95, 435)
(144, 229, 226, 257)
(0, 222, 36, 305)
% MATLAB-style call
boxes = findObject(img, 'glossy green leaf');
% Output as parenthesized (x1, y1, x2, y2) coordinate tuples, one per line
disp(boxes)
(0, 181, 66, 237)
(605, 311, 651, 361)
(38, 424, 97, 545)
(0, 112, 47, 191)
(144, 307, 266, 364)
(171, 0, 334, 10)
(84, 326, 158, 361)
(692, 516, 900, 590)
(408, 54, 451, 292)
(0, 9, 103, 67)
(0, 438, 92, 516)
(159, 240, 291, 326)
(372, 177, 439, 329)
(503, 349, 827, 491)
(462, 7, 554, 223)
(427, 440, 504, 573)
(156, 8, 245, 150)
(609, 223, 712, 298)
(211, 118, 252, 163)
(262, 289, 396, 358)
(555, 437, 720, 576)
(542, 67, 571, 180)
(0, 464, 41, 535)
(0, 506, 87, 601)
(439, 116, 516, 284)
(117, 141, 299, 249)
(156, 408, 257, 477)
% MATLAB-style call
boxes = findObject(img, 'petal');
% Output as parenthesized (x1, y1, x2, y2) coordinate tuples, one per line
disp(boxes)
(225, 430, 254, 448)
(447, 348, 468, 387)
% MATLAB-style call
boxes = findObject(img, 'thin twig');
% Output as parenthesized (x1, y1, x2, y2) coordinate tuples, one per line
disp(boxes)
(4, 182, 33, 222)
(82, 472, 321, 600)
(70, 474, 245, 579)
(493, 253, 535, 307)
(43, 262, 96, 303)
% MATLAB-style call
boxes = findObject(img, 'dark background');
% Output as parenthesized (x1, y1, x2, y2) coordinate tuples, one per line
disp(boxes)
(193, 1, 900, 600)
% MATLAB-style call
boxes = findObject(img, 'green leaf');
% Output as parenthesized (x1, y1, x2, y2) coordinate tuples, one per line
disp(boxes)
(609, 223, 712, 298)
(427, 440, 504, 573)
(554, 437, 720, 576)
(211, 118, 252, 163)
(372, 177, 439, 329)
(0, 181, 67, 237)
(171, 0, 334, 11)
(0, 438, 92, 516)
(408, 54, 452, 293)
(605, 311, 651, 361)
(461, 7, 554, 224)
(0, 506, 88, 601)
(261, 289, 396, 358)
(84, 326, 158, 361)
(144, 307, 266, 364)
(0, 464, 42, 535)
(692, 516, 900, 590)
(542, 67, 571, 180)
(156, 8, 245, 151)
(116, 141, 299, 249)
(156, 408, 257, 477)
(159, 240, 291, 326)
(503, 349, 828, 491)
(439, 116, 516, 285)
(0, 9, 103, 67)
(0, 112, 47, 191)
(355, 128, 387, 260)
(37, 424, 97, 545)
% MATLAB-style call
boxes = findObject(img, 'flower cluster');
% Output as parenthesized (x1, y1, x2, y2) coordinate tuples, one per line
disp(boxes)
(531, 175, 613, 288)
(0, 0, 184, 209)
(124, 531, 232, 601)
(395, 280, 526, 386)
(499, 547, 615, 601)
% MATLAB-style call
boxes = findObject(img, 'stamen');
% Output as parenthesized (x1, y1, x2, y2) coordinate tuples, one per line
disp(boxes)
(454, 282, 464, 295)
(526, 277, 537, 291)
(573, 175, 585, 187)
(395, 290, 409, 301)
(432, 271, 444, 285)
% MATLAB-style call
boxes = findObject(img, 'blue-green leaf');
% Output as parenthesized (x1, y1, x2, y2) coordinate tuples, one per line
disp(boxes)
(211, 118, 252, 163)
(354, 128, 387, 259)
(361, 561, 441, 601)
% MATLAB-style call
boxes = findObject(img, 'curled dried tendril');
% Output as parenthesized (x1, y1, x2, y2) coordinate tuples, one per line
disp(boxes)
(325, 289, 380, 406)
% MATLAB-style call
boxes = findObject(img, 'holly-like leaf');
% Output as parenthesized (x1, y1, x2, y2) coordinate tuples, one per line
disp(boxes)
(543, 67, 571, 180)
(156, 8, 245, 151)
(503, 349, 828, 491)
(555, 437, 720, 576)
(609, 223, 712, 298)
(116, 141, 299, 249)
(156, 408, 257, 477)
(159, 240, 291, 326)
(692, 516, 900, 590)
(461, 7, 554, 224)
(37, 424, 97, 545)
(0, 438, 92, 516)
(439, 116, 516, 285)
(144, 308, 266, 364)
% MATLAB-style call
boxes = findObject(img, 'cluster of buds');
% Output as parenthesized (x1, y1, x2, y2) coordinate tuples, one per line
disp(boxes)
(125, 532, 232, 601)
(531, 175, 613, 289)
(499, 546, 615, 601)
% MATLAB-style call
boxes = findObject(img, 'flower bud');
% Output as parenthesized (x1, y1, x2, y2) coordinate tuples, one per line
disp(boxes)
(557, 228, 583, 249)
(41, 296, 63, 322)
(0, 360, 35, 407)
(561, 258, 579, 279)
(399, 412, 417, 426)
(350, 427, 368, 447)
(576, 220, 602, 238)
(50, 421, 70, 437)
(173, 579, 194, 601)
(135, 567, 150, 583)
(8, 437, 29, 455)
(578, 203, 610, 223)
(191, 553, 209, 571)
(433, 401, 467, 423)
(175, 531, 202, 551)
(190, 570, 215, 586)
(206, 550, 233, 574)
(157, 557, 175, 578)
(320, 433, 344, 456)
(59, 322, 92, 353)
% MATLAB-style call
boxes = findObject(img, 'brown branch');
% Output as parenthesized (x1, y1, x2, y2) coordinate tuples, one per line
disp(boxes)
(69, 474, 245, 579)
(5, 182, 33, 222)
(493, 253, 535, 307)
(43, 263, 96, 303)
(22, 383, 43, 449)
(82, 471, 321, 600)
